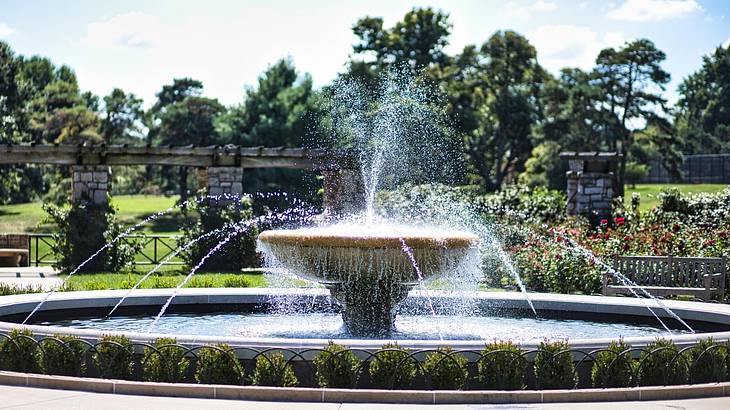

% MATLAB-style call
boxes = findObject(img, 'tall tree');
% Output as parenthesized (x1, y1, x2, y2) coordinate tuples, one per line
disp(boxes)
(101, 88, 144, 144)
(592, 39, 670, 195)
(675, 44, 730, 154)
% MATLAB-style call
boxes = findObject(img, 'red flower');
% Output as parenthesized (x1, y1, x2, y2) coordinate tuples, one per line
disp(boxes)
(672, 224, 681, 233)
(600, 219, 608, 226)
(615, 217, 625, 226)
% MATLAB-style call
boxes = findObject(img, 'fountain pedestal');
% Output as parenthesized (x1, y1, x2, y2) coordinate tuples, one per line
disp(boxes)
(257, 227, 478, 337)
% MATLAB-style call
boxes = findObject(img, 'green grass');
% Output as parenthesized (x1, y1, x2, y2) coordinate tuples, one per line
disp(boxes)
(63, 272, 269, 291)
(625, 184, 727, 211)
(0, 194, 184, 234)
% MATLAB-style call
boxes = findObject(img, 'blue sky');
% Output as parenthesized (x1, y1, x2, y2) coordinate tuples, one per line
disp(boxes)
(1, 0, 728, 107)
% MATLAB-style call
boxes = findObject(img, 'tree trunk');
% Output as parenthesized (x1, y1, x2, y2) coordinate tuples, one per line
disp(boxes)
(179, 166, 188, 202)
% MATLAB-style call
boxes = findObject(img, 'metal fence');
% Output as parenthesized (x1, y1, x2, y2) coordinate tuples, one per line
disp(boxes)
(642, 154, 730, 184)
(0, 331, 728, 389)
(26, 234, 183, 267)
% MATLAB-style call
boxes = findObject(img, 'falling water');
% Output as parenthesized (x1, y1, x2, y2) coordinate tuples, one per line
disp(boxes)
(559, 235, 694, 334)
(399, 237, 443, 340)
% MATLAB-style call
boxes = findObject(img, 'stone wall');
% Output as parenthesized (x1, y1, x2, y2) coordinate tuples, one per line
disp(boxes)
(201, 167, 244, 206)
(71, 165, 110, 205)
(566, 171, 614, 220)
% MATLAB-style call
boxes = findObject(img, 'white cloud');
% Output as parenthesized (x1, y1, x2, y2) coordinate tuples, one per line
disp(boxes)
(527, 25, 625, 73)
(500, 0, 558, 21)
(0, 22, 15, 38)
(607, 0, 701, 22)
(723, 38, 730, 49)
(82, 12, 166, 48)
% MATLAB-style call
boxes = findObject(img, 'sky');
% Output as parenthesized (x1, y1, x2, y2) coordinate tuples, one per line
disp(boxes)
(1, 0, 728, 107)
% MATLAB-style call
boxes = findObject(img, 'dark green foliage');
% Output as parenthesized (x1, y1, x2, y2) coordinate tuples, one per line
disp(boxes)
(179, 197, 259, 272)
(688, 338, 727, 384)
(194, 344, 243, 385)
(637, 338, 687, 386)
(591, 339, 635, 388)
(369, 343, 418, 389)
(39, 334, 86, 376)
(534, 340, 577, 389)
(43, 203, 140, 274)
(143, 338, 190, 383)
(0, 329, 40, 373)
(314, 341, 362, 388)
(92, 334, 134, 380)
(477, 340, 526, 390)
(249, 352, 298, 387)
(422, 346, 468, 390)
(475, 185, 567, 224)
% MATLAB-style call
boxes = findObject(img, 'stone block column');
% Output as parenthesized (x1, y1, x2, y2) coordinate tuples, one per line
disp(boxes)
(561, 152, 620, 223)
(322, 169, 365, 217)
(203, 167, 244, 207)
(71, 165, 111, 205)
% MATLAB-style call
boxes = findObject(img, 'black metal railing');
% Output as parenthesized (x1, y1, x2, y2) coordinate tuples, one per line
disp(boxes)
(27, 234, 183, 267)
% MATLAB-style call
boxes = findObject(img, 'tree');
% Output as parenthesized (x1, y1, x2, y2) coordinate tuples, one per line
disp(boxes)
(675, 44, 730, 154)
(157, 96, 224, 200)
(101, 88, 144, 144)
(592, 39, 670, 195)
(151, 77, 203, 114)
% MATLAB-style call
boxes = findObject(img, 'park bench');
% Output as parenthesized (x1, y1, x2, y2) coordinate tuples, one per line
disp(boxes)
(0, 234, 29, 267)
(603, 255, 726, 301)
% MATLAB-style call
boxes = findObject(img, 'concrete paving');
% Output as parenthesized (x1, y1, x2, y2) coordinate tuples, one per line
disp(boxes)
(0, 385, 729, 409)
(0, 266, 60, 291)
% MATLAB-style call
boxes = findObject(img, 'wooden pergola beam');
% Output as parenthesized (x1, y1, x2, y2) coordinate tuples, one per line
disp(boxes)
(0, 144, 357, 170)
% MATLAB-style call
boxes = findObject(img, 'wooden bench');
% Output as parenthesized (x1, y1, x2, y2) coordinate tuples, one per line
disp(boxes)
(0, 234, 29, 267)
(603, 255, 726, 301)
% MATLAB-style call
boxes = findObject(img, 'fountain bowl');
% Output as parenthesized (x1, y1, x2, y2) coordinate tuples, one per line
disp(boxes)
(257, 226, 479, 336)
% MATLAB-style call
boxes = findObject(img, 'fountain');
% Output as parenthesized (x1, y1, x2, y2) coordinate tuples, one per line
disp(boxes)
(257, 225, 479, 336)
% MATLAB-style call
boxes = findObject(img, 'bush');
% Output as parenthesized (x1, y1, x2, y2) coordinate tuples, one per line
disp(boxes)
(477, 340, 526, 390)
(179, 196, 259, 272)
(44, 203, 140, 274)
(518, 141, 566, 191)
(0, 328, 40, 373)
(637, 338, 687, 386)
(534, 340, 577, 389)
(475, 185, 567, 224)
(152, 277, 177, 288)
(249, 352, 298, 387)
(314, 341, 362, 388)
(591, 339, 634, 387)
(187, 276, 215, 288)
(223, 275, 252, 288)
(143, 337, 190, 383)
(688, 338, 727, 383)
(369, 343, 418, 389)
(194, 344, 243, 385)
(39, 334, 86, 376)
(92, 334, 134, 380)
(422, 346, 468, 390)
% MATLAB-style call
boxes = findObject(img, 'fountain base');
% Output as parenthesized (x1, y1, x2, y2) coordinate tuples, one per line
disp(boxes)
(326, 279, 412, 337)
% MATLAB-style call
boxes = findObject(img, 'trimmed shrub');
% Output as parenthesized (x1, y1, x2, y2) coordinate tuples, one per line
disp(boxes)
(0, 328, 40, 373)
(152, 277, 177, 289)
(39, 334, 86, 376)
(93, 334, 134, 380)
(422, 346, 468, 390)
(223, 275, 252, 288)
(477, 340, 526, 390)
(688, 338, 727, 383)
(249, 352, 298, 387)
(194, 344, 243, 385)
(637, 338, 687, 386)
(369, 343, 418, 389)
(314, 341, 362, 388)
(143, 338, 190, 383)
(534, 340, 577, 389)
(591, 339, 635, 387)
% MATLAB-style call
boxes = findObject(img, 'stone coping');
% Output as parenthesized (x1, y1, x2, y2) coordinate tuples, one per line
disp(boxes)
(258, 229, 479, 249)
(0, 370, 728, 404)
(0, 289, 729, 351)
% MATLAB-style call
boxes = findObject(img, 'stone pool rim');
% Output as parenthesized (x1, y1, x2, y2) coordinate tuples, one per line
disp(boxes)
(1, 288, 729, 351)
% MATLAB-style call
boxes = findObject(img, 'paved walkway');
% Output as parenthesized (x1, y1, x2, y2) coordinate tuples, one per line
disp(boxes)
(0, 385, 728, 410)
(0, 267, 60, 291)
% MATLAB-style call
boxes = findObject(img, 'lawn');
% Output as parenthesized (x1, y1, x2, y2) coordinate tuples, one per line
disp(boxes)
(624, 184, 727, 211)
(0, 194, 183, 234)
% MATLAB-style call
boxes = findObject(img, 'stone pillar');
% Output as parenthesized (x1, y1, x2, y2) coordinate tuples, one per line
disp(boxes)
(561, 152, 620, 223)
(322, 169, 365, 217)
(71, 165, 111, 205)
(204, 167, 244, 206)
